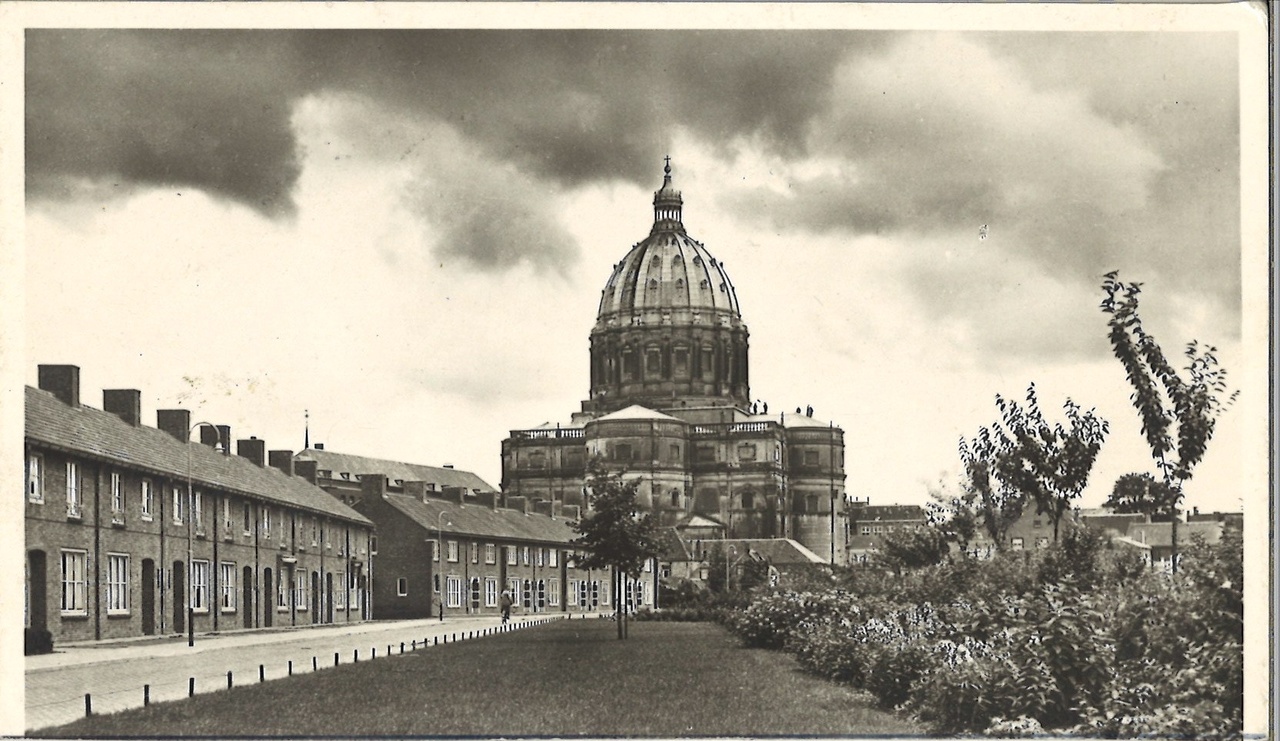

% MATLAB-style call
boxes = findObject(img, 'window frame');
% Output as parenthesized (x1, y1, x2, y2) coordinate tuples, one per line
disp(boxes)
(397, 577, 408, 597)
(219, 561, 236, 613)
(106, 553, 129, 616)
(484, 578, 498, 607)
(60, 549, 88, 616)
(446, 540, 459, 563)
(549, 549, 558, 568)
(548, 578, 560, 606)
(110, 471, 124, 521)
(65, 461, 81, 518)
(294, 569, 307, 611)
(485, 543, 496, 564)
(172, 485, 184, 525)
(141, 478, 154, 520)
(26, 453, 43, 503)
(445, 576, 462, 608)
(191, 559, 210, 614)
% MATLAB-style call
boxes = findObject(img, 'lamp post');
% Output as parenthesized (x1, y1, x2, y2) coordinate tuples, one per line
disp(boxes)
(186, 421, 218, 647)
(437, 511, 450, 620)
(726, 544, 736, 593)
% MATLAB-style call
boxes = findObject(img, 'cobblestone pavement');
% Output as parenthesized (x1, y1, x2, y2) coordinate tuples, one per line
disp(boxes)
(25, 613, 570, 732)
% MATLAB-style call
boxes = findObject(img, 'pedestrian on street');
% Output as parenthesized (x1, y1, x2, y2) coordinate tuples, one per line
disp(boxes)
(500, 590, 513, 623)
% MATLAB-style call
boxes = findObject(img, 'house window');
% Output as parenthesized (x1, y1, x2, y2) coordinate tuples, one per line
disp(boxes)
(335, 577, 346, 610)
(397, 578, 408, 597)
(433, 574, 440, 594)
(548, 578, 560, 606)
(430, 539, 440, 562)
(294, 569, 307, 611)
(549, 549, 558, 568)
(471, 542, 480, 564)
(470, 578, 482, 609)
(220, 562, 236, 612)
(740, 492, 754, 510)
(446, 541, 459, 563)
(598, 580, 608, 606)
(568, 580, 579, 606)
(141, 479, 153, 520)
(106, 553, 129, 615)
(193, 491, 204, 533)
(446, 576, 462, 608)
(371, 536, 378, 554)
(1033, 519, 1042, 529)
(522, 546, 530, 566)
(508, 578, 522, 605)
(1011, 537, 1025, 551)
(671, 490, 680, 507)
(536, 579, 547, 609)
(860, 525, 871, 535)
(485, 578, 498, 607)
(243, 502, 252, 535)
(222, 498, 233, 538)
(61, 550, 88, 615)
(262, 507, 271, 538)
(522, 580, 532, 608)
(191, 560, 210, 613)
(506, 547, 517, 566)
(873, 524, 884, 534)
(66, 462, 81, 518)
(104, 472, 123, 521)
(26, 453, 43, 503)
(485, 544, 497, 564)
(536, 548, 544, 567)
(311, 519, 319, 546)
(173, 486, 184, 524)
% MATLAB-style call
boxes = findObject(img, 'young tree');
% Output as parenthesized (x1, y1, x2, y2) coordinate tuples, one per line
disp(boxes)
(1106, 472, 1175, 521)
(572, 463, 662, 639)
(1100, 271, 1238, 572)
(993, 384, 1109, 542)
(926, 477, 981, 554)
(958, 425, 1028, 551)
(874, 524, 949, 575)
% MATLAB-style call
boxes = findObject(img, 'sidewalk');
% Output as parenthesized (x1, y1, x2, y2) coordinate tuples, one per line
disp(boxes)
(25, 613, 567, 732)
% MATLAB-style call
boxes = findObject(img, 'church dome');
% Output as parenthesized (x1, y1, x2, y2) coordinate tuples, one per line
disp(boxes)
(595, 161, 743, 327)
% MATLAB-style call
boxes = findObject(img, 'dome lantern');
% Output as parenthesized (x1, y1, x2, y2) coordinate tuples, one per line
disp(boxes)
(652, 156, 683, 229)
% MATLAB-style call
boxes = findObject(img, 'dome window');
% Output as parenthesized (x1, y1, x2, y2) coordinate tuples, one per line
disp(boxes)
(651, 255, 662, 266)
(700, 279, 709, 289)
(672, 254, 683, 265)
(692, 256, 702, 266)
(648, 279, 659, 290)
(719, 283, 727, 292)
(675, 278, 685, 289)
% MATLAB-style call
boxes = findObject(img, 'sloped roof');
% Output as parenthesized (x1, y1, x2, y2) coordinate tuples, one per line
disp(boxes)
(676, 512, 726, 529)
(731, 538, 828, 565)
(297, 448, 495, 492)
(594, 405, 683, 423)
(779, 412, 836, 429)
(378, 492, 578, 545)
(26, 387, 370, 525)
(852, 504, 927, 522)
(1127, 521, 1223, 548)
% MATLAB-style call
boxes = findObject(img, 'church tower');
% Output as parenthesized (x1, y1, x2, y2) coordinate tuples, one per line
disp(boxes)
(501, 161, 848, 564)
(584, 160, 750, 414)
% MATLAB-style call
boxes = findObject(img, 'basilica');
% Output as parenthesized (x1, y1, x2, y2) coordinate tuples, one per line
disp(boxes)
(501, 162, 848, 564)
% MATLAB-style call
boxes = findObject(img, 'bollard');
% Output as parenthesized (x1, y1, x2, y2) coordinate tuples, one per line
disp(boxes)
(144, 684, 150, 706)
(372, 647, 377, 659)
(85, 693, 92, 717)
(313, 656, 318, 672)
(400, 642, 405, 654)
(227, 671, 233, 689)
(412, 640, 417, 650)
(288, 660, 293, 677)
(434, 636, 438, 646)
(189, 677, 195, 697)
(260, 664, 265, 682)
(335, 652, 340, 667)
(354, 649, 359, 663)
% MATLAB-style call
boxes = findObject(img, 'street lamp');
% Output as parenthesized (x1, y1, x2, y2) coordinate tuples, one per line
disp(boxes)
(437, 510, 450, 621)
(186, 421, 218, 647)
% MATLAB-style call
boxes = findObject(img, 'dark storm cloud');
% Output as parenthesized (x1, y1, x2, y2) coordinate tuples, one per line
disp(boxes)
(26, 29, 874, 269)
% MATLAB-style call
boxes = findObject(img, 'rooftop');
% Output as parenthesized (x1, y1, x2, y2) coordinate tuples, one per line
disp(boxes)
(297, 448, 495, 493)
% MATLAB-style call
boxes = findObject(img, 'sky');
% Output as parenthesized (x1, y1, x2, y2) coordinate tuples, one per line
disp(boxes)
(19, 24, 1260, 515)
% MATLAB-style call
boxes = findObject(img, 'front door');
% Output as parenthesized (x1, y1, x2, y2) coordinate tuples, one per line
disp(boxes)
(242, 566, 253, 629)
(171, 561, 185, 634)
(27, 550, 47, 631)
(263, 568, 273, 628)
(141, 559, 155, 635)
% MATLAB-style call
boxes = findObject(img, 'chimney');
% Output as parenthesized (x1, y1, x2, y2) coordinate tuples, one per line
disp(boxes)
(533, 500, 554, 518)
(360, 473, 388, 501)
(216, 425, 232, 455)
(236, 437, 266, 467)
(443, 464, 453, 469)
(404, 481, 430, 503)
(562, 504, 581, 522)
(102, 389, 142, 427)
(268, 450, 295, 476)
(506, 496, 529, 514)
(315, 443, 325, 451)
(295, 459, 318, 485)
(200, 425, 220, 449)
(443, 486, 466, 505)
(38, 365, 80, 407)
(157, 409, 192, 442)
(475, 491, 498, 510)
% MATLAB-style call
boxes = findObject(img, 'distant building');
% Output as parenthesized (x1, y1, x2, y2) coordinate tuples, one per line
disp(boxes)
(660, 531, 827, 590)
(502, 162, 849, 564)
(25, 365, 373, 647)
(295, 448, 648, 617)
(845, 502, 928, 564)
(1115, 520, 1227, 570)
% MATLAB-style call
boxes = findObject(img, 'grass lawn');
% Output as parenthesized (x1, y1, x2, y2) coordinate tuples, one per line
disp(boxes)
(38, 619, 923, 737)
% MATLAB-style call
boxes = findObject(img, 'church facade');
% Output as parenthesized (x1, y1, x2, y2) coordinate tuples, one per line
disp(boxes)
(501, 163, 849, 564)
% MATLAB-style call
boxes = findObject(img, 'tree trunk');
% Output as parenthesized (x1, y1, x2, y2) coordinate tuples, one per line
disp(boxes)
(614, 569, 623, 640)
(1170, 507, 1179, 574)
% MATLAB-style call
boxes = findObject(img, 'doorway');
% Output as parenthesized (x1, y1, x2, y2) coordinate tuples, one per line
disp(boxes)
(171, 561, 185, 634)
(141, 559, 155, 635)
(27, 550, 47, 632)
(242, 566, 253, 629)
(263, 568, 273, 628)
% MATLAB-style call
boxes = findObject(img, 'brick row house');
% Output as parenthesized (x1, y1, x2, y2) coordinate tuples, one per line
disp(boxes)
(24, 365, 375, 646)
(296, 448, 655, 617)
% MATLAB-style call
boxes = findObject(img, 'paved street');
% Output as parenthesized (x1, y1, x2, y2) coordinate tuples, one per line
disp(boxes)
(25, 613, 569, 732)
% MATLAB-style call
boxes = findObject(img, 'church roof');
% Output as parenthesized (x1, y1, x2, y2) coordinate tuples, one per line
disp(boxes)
(595, 161, 743, 325)
(779, 412, 836, 429)
(593, 405, 684, 423)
